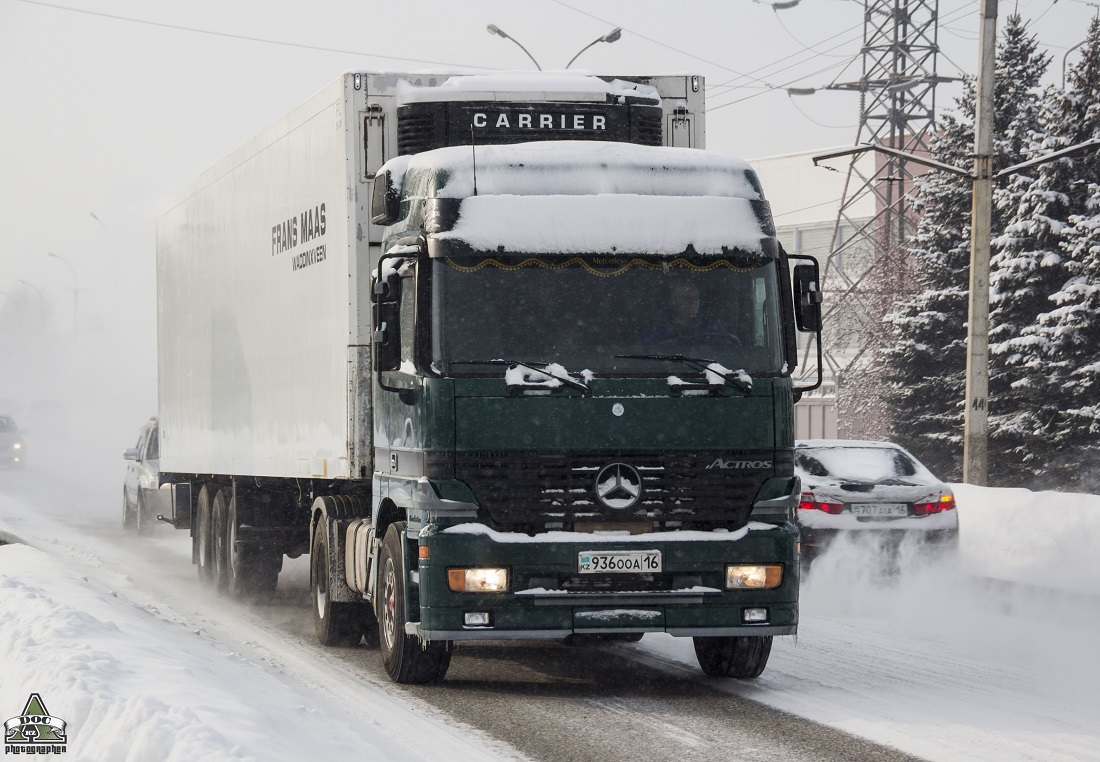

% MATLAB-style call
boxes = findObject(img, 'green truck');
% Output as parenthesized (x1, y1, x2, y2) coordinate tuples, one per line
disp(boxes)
(155, 72, 822, 685)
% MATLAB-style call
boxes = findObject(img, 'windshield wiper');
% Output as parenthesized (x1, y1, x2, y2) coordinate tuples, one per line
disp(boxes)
(451, 359, 591, 395)
(616, 354, 752, 396)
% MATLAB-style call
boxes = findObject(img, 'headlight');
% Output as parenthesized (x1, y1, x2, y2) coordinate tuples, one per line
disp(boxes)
(447, 567, 509, 593)
(725, 564, 783, 590)
(12, 442, 21, 450)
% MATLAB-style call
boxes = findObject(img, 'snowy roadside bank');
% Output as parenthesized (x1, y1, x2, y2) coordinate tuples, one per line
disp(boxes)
(952, 482, 1100, 595)
(634, 483, 1100, 762)
(0, 484, 514, 762)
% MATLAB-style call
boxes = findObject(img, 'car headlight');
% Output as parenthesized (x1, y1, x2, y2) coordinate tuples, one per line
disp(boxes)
(12, 442, 22, 450)
(725, 564, 783, 590)
(447, 567, 509, 593)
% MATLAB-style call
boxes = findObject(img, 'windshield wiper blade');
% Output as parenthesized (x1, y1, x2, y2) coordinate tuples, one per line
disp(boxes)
(452, 359, 591, 395)
(616, 354, 752, 395)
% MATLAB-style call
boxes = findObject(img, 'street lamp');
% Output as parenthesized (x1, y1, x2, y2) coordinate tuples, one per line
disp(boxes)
(48, 252, 79, 335)
(565, 27, 622, 69)
(486, 24, 542, 70)
(17, 280, 45, 320)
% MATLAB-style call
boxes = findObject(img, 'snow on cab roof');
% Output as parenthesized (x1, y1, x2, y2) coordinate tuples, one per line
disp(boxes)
(396, 72, 660, 105)
(386, 141, 770, 256)
(395, 141, 762, 200)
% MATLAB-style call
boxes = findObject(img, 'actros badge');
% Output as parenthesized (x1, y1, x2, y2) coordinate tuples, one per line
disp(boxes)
(595, 463, 643, 510)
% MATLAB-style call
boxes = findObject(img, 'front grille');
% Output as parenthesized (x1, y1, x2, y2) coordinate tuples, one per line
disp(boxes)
(455, 450, 791, 530)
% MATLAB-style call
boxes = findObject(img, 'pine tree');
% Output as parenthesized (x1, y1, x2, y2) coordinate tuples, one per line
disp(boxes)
(883, 15, 1048, 482)
(882, 110, 972, 480)
(1005, 18, 1100, 490)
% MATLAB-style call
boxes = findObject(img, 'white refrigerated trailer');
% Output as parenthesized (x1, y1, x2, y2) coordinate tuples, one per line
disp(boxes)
(153, 70, 708, 594)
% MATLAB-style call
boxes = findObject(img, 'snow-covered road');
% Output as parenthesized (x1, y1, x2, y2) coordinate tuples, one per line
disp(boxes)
(2, 467, 1098, 761)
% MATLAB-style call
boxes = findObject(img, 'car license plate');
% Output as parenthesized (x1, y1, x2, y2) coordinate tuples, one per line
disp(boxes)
(578, 550, 662, 574)
(850, 503, 909, 518)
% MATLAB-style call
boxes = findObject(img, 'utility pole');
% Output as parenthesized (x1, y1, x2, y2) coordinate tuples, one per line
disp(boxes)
(963, 0, 998, 486)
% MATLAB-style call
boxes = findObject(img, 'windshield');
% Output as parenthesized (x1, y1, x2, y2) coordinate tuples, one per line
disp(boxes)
(796, 446, 933, 483)
(430, 254, 784, 377)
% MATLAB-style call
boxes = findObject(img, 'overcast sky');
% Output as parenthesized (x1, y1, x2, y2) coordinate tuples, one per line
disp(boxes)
(0, 0, 1095, 356)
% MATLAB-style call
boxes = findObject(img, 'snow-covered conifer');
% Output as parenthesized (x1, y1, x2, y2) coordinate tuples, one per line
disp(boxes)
(1005, 18, 1100, 487)
(884, 15, 1047, 482)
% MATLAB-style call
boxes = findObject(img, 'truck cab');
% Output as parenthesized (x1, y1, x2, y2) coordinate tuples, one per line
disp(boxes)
(348, 140, 821, 682)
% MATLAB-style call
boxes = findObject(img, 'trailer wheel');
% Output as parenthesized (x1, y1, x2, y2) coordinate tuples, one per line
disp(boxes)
(211, 489, 231, 593)
(227, 493, 282, 601)
(195, 485, 215, 585)
(310, 519, 365, 647)
(136, 492, 155, 537)
(378, 521, 451, 684)
(693, 635, 773, 679)
(123, 489, 136, 531)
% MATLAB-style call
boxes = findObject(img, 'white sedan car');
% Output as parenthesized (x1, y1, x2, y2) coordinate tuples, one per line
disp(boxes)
(794, 439, 959, 569)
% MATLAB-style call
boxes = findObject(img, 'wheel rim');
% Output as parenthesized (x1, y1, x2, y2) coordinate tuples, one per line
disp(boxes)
(382, 557, 397, 650)
(313, 550, 327, 619)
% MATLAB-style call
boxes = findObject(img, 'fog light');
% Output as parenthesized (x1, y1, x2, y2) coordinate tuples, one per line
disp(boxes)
(448, 567, 509, 593)
(743, 607, 769, 623)
(464, 611, 492, 627)
(725, 564, 783, 589)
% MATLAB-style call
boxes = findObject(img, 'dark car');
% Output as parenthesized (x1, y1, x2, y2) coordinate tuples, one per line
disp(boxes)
(794, 439, 959, 570)
(0, 415, 26, 468)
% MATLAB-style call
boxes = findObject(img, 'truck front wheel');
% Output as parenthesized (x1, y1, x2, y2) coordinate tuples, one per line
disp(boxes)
(693, 635, 773, 679)
(378, 522, 451, 684)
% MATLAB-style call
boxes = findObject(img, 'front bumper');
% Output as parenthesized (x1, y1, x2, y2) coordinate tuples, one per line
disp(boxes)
(413, 522, 800, 641)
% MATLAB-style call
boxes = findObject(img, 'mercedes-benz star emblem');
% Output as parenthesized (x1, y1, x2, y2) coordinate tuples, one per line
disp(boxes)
(595, 463, 643, 510)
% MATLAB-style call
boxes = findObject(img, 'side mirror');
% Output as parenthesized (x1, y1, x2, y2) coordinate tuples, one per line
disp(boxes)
(373, 301, 400, 372)
(371, 169, 401, 225)
(123, 448, 140, 461)
(792, 263, 823, 333)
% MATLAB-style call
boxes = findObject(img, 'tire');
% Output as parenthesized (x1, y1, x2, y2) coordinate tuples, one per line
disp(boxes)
(195, 485, 215, 585)
(136, 491, 155, 537)
(123, 489, 136, 531)
(226, 492, 282, 601)
(693, 635, 773, 679)
(377, 521, 451, 683)
(311, 517, 367, 647)
(211, 489, 230, 594)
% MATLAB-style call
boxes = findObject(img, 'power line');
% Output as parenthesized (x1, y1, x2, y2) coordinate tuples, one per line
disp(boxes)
(772, 10, 855, 58)
(548, 0, 777, 87)
(785, 94, 855, 129)
(11, 0, 492, 70)
(707, 56, 859, 112)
